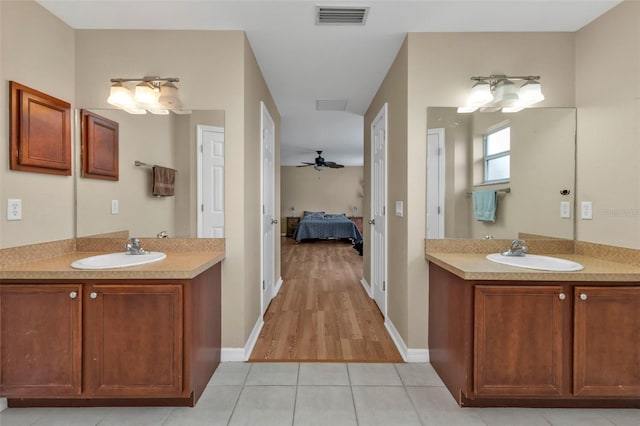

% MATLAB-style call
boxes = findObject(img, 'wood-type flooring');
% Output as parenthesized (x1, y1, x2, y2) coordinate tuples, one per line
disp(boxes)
(250, 238, 403, 362)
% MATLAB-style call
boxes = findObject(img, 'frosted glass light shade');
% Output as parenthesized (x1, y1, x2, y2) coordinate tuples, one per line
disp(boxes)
(494, 79, 519, 106)
(107, 83, 134, 107)
(158, 82, 182, 109)
(518, 81, 545, 105)
(134, 82, 158, 105)
(468, 80, 493, 106)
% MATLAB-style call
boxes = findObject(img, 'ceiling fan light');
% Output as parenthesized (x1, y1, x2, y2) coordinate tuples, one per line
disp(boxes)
(494, 79, 519, 107)
(314, 165, 327, 171)
(134, 82, 158, 106)
(468, 80, 493, 106)
(518, 80, 545, 105)
(107, 82, 134, 107)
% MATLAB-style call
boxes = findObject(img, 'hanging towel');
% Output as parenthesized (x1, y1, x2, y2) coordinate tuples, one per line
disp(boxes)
(152, 166, 176, 197)
(472, 190, 497, 222)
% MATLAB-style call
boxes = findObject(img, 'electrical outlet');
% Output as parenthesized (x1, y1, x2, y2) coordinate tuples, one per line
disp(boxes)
(111, 200, 119, 215)
(560, 201, 571, 218)
(7, 199, 22, 221)
(581, 201, 593, 220)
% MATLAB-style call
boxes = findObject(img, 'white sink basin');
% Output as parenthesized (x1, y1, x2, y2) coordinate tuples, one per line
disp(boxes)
(486, 253, 584, 272)
(71, 252, 166, 270)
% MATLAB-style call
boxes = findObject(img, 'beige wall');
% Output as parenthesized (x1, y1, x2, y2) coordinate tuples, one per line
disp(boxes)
(575, 1, 640, 249)
(242, 34, 282, 344)
(0, 1, 76, 248)
(364, 37, 409, 341)
(366, 32, 576, 349)
(280, 166, 364, 231)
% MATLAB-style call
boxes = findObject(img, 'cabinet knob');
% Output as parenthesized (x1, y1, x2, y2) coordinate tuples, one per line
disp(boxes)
(558, 293, 566, 300)
(90, 292, 98, 299)
(579, 293, 588, 301)
(69, 291, 78, 299)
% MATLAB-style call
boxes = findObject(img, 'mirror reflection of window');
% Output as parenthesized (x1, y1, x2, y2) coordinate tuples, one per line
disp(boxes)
(484, 125, 510, 182)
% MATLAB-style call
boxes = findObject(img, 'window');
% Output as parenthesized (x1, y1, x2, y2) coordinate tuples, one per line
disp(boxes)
(484, 126, 510, 182)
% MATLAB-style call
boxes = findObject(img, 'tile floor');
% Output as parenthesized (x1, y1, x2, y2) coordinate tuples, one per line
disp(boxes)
(0, 362, 638, 425)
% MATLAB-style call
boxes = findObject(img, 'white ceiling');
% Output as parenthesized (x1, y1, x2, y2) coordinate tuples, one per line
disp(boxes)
(37, 0, 621, 166)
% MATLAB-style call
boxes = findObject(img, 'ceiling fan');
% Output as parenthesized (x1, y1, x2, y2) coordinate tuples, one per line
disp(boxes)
(297, 150, 344, 171)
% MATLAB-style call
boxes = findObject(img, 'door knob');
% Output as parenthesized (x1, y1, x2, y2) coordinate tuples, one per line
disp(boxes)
(272, 219, 279, 224)
(368, 219, 375, 225)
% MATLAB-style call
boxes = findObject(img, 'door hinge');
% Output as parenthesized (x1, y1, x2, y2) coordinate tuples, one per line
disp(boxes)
(382, 205, 386, 215)
(383, 281, 386, 291)
(201, 204, 204, 212)
(262, 280, 266, 290)
(437, 206, 441, 214)
(438, 147, 441, 156)
(200, 144, 203, 153)
(263, 204, 266, 214)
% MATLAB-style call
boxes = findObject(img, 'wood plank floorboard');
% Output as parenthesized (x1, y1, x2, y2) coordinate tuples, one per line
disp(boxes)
(249, 238, 403, 362)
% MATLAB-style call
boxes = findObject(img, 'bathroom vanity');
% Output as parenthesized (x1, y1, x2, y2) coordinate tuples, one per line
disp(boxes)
(0, 247, 223, 408)
(426, 251, 640, 408)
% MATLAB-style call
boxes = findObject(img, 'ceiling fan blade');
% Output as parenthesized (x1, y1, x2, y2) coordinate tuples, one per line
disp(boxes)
(324, 161, 344, 168)
(297, 163, 313, 167)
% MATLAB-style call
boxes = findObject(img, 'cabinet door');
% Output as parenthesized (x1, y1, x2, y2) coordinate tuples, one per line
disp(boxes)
(574, 286, 640, 396)
(0, 284, 82, 396)
(85, 284, 183, 397)
(474, 285, 565, 396)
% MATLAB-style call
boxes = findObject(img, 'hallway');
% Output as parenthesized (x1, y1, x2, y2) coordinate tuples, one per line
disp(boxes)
(250, 238, 402, 362)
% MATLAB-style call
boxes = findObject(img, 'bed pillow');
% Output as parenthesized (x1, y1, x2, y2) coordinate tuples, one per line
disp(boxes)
(324, 213, 347, 219)
(303, 210, 325, 219)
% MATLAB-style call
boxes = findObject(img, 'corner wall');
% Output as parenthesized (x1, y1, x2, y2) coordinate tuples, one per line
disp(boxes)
(0, 1, 76, 248)
(575, 1, 640, 249)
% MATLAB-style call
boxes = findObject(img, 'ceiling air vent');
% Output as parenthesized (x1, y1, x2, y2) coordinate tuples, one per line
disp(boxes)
(316, 6, 369, 25)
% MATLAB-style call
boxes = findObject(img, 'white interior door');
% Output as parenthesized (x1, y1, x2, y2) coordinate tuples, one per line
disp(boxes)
(427, 128, 445, 239)
(197, 125, 224, 238)
(371, 103, 387, 316)
(261, 102, 276, 316)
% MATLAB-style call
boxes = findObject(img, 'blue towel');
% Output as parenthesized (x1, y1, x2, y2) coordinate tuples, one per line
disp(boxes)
(472, 190, 497, 222)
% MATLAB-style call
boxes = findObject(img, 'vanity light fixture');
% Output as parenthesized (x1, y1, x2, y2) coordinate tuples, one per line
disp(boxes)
(107, 76, 183, 114)
(458, 74, 544, 113)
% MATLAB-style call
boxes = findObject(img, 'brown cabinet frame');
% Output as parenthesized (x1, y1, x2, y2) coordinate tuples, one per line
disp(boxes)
(10, 81, 72, 175)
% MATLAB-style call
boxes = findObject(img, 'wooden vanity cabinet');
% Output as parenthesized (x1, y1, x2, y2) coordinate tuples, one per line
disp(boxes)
(1, 262, 221, 407)
(0, 284, 82, 396)
(85, 284, 183, 398)
(573, 286, 640, 397)
(474, 285, 565, 396)
(429, 263, 640, 407)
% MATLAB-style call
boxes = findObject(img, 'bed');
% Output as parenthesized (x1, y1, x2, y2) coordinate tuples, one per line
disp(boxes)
(293, 211, 363, 244)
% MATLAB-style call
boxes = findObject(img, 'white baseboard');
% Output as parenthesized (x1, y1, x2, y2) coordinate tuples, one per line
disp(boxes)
(360, 277, 372, 298)
(384, 318, 429, 363)
(274, 276, 283, 296)
(221, 315, 264, 362)
(0, 398, 7, 412)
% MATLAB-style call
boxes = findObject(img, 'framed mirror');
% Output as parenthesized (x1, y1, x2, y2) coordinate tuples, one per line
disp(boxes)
(426, 107, 575, 240)
(75, 109, 224, 238)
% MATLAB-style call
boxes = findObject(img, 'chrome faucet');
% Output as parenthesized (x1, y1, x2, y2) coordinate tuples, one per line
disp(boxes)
(502, 239, 528, 257)
(125, 237, 147, 255)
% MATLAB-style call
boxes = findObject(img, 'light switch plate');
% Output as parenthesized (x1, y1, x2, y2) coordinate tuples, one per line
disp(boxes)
(7, 199, 22, 221)
(581, 201, 593, 220)
(111, 200, 119, 215)
(395, 201, 403, 217)
(560, 201, 571, 218)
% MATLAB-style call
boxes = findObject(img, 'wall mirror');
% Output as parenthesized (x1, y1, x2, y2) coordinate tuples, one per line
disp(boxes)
(426, 107, 576, 240)
(75, 109, 224, 238)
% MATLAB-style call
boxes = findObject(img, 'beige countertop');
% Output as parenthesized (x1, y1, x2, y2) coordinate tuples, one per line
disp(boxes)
(426, 252, 640, 282)
(0, 250, 225, 281)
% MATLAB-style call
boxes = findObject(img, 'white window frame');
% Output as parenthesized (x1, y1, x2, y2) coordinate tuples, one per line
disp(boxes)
(483, 124, 510, 183)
